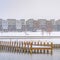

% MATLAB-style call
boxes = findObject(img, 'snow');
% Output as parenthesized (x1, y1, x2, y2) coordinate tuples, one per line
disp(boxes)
(0, 32, 60, 44)
(32, 46, 51, 48)
(0, 31, 60, 36)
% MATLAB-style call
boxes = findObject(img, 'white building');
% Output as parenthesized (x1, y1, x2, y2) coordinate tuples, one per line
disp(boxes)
(16, 20, 22, 31)
(7, 19, 16, 31)
(50, 19, 56, 31)
(20, 19, 25, 31)
(55, 19, 60, 31)
(2, 20, 8, 32)
(0, 19, 2, 31)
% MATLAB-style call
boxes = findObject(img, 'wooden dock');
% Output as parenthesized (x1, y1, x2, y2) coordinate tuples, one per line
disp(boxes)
(0, 41, 53, 54)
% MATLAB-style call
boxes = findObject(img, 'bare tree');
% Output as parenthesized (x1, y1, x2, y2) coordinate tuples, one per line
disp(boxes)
(46, 21, 53, 35)
(33, 20, 39, 31)
(24, 21, 29, 35)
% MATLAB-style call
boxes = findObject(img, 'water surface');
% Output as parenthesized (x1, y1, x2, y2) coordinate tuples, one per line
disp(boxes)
(0, 49, 60, 60)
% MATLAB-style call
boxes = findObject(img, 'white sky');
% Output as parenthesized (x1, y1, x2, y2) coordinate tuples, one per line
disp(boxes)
(0, 0, 60, 20)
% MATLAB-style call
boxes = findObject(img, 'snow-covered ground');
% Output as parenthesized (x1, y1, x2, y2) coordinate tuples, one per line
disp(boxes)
(0, 32, 60, 44)
(0, 31, 60, 36)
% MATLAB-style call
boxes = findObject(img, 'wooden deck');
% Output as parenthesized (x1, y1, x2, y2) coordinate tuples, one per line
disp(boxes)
(0, 41, 53, 54)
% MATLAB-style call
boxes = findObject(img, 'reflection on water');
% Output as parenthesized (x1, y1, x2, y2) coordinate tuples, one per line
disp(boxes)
(0, 49, 60, 60)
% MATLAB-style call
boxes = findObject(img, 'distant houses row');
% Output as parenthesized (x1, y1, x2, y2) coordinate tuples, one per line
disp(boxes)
(0, 19, 60, 32)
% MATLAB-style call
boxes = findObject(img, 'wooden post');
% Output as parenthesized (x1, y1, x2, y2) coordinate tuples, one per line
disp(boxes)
(30, 42, 32, 54)
(10, 40, 11, 46)
(21, 41, 23, 52)
(51, 42, 53, 49)
(16, 41, 18, 52)
(43, 49, 45, 54)
(47, 42, 49, 46)
(40, 50, 42, 53)
(38, 41, 39, 45)
(44, 42, 45, 46)
(24, 41, 26, 53)
(51, 42, 53, 54)
(34, 42, 36, 45)
(40, 42, 42, 46)
(47, 49, 49, 54)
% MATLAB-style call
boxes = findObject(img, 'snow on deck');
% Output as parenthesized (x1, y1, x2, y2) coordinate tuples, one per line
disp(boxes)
(32, 46, 51, 48)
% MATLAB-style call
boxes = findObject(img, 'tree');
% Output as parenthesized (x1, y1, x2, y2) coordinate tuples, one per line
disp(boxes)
(46, 21, 53, 35)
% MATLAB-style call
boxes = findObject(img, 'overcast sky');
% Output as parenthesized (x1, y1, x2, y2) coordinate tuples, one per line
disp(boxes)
(0, 0, 60, 20)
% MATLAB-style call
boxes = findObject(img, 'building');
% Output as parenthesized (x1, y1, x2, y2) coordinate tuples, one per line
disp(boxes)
(2, 20, 8, 32)
(7, 19, 16, 31)
(33, 20, 39, 31)
(26, 19, 36, 32)
(0, 19, 2, 31)
(50, 19, 56, 31)
(16, 20, 22, 32)
(20, 19, 25, 31)
(46, 20, 53, 32)
(38, 19, 47, 31)
(55, 19, 60, 31)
